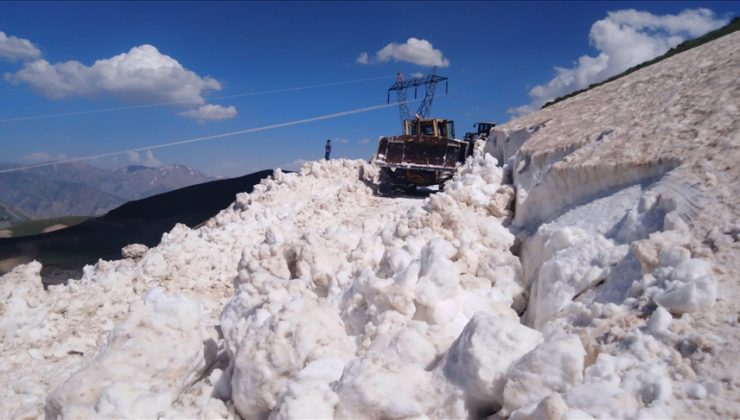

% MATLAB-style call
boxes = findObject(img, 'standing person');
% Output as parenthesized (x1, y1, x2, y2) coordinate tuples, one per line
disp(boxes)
(325, 139, 332, 160)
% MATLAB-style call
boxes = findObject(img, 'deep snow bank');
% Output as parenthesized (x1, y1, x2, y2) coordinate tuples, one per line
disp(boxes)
(1, 153, 539, 419)
(1, 30, 738, 420)
(0, 160, 424, 418)
(219, 152, 529, 419)
(489, 30, 740, 418)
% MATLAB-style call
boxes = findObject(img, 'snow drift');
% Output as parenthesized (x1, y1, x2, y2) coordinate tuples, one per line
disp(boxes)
(1, 29, 739, 420)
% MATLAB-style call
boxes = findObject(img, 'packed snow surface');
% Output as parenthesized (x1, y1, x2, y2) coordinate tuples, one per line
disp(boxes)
(1, 30, 739, 419)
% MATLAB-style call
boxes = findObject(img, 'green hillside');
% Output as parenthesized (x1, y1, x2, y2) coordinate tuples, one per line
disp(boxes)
(5, 216, 90, 237)
(0, 202, 30, 229)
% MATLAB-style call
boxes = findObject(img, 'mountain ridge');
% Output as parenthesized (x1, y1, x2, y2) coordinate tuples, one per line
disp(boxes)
(0, 161, 213, 225)
(0, 169, 273, 277)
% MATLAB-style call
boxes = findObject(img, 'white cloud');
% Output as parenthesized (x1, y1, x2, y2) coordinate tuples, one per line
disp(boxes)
(280, 159, 308, 171)
(410, 72, 424, 78)
(4, 44, 221, 104)
(358, 37, 449, 68)
(357, 138, 371, 144)
(126, 150, 162, 167)
(510, 8, 727, 116)
(23, 151, 67, 162)
(603, 8, 727, 37)
(335, 138, 350, 144)
(143, 150, 162, 166)
(179, 104, 238, 123)
(0, 31, 41, 62)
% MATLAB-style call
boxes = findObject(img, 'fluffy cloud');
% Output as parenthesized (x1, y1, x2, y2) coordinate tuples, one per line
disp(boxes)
(179, 104, 238, 123)
(356, 52, 369, 65)
(0, 31, 41, 62)
(281, 159, 308, 172)
(4, 44, 221, 104)
(510, 8, 727, 116)
(358, 37, 449, 68)
(126, 150, 162, 167)
(22, 151, 68, 162)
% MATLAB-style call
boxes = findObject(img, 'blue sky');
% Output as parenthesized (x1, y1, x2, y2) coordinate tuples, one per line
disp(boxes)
(0, 1, 736, 177)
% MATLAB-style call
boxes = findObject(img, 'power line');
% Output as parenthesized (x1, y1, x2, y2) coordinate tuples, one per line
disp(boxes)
(0, 75, 394, 123)
(0, 100, 408, 174)
(213, 75, 393, 100)
(449, 94, 498, 112)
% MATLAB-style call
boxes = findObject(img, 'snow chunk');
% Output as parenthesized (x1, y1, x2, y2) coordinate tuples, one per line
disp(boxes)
(503, 334, 585, 413)
(682, 382, 708, 400)
(510, 393, 569, 420)
(0, 261, 46, 342)
(564, 340, 673, 419)
(121, 243, 148, 260)
(230, 297, 354, 419)
(647, 307, 672, 334)
(45, 288, 210, 418)
(439, 313, 543, 412)
(334, 352, 440, 419)
(650, 248, 717, 313)
(414, 238, 460, 312)
(524, 226, 626, 329)
(271, 357, 345, 419)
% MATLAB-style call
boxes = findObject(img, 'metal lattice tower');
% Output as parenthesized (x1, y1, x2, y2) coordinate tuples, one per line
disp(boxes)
(387, 68, 448, 128)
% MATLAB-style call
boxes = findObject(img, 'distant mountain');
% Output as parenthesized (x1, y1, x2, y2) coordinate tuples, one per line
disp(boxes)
(0, 162, 213, 225)
(13, 162, 213, 200)
(103, 164, 212, 199)
(0, 170, 273, 280)
(0, 171, 124, 221)
(10, 162, 112, 188)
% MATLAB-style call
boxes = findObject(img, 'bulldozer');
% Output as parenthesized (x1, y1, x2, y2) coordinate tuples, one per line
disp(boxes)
(464, 122, 497, 142)
(373, 70, 477, 194)
(374, 117, 473, 193)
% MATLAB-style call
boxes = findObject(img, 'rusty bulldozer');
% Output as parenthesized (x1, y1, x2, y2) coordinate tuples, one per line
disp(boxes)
(374, 117, 474, 194)
(373, 70, 492, 194)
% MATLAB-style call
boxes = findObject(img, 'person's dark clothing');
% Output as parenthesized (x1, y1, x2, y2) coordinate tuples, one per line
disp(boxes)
(325, 141, 332, 160)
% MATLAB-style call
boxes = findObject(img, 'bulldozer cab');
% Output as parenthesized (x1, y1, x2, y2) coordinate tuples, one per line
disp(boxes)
(464, 121, 497, 141)
(403, 118, 456, 139)
(475, 122, 496, 136)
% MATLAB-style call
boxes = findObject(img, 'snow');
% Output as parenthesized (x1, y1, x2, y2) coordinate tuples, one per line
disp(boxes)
(494, 29, 740, 419)
(502, 334, 585, 414)
(439, 312, 542, 413)
(510, 393, 569, 420)
(646, 306, 672, 334)
(46, 288, 212, 418)
(651, 250, 717, 314)
(229, 297, 355, 419)
(1, 30, 738, 419)
(523, 226, 627, 329)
